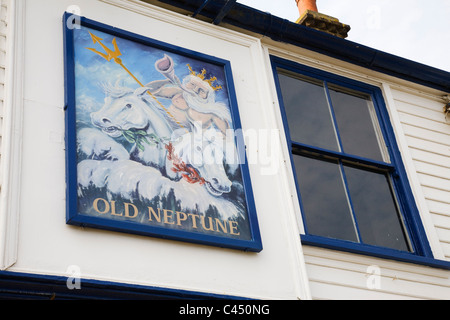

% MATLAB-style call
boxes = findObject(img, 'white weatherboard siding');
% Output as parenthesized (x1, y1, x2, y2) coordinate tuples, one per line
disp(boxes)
(303, 246, 450, 300)
(0, 0, 23, 271)
(0, 0, 448, 299)
(0, 0, 6, 268)
(391, 89, 450, 261)
(0, 0, 7, 190)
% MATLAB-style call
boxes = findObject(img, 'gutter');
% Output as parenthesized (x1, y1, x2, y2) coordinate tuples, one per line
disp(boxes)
(151, 0, 450, 93)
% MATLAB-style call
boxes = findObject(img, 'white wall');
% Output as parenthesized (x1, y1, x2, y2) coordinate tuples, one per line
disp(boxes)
(1, 0, 449, 300)
(0, 0, 311, 300)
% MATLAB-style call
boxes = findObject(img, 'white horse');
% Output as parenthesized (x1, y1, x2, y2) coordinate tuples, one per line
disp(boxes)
(171, 122, 237, 196)
(89, 85, 175, 175)
(79, 83, 238, 201)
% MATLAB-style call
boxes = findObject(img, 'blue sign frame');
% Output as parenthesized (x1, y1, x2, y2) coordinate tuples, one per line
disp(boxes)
(63, 13, 262, 252)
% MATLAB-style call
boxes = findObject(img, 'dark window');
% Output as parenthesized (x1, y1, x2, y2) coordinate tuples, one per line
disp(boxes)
(273, 62, 421, 254)
(278, 74, 339, 151)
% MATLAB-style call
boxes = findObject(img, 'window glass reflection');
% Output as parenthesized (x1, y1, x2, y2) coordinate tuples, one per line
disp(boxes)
(329, 88, 385, 162)
(344, 165, 411, 251)
(293, 155, 358, 242)
(277, 72, 339, 151)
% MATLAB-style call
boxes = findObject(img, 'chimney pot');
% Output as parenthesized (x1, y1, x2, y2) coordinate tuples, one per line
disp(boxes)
(296, 0, 318, 16)
(295, 0, 351, 39)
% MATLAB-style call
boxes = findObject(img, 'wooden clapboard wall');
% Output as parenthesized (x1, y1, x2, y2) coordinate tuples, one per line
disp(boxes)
(391, 89, 450, 260)
(0, 0, 7, 190)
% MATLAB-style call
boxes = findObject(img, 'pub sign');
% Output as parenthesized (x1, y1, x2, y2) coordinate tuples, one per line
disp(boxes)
(63, 13, 262, 251)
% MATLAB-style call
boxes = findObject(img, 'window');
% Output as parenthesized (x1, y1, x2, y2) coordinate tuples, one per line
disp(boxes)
(271, 57, 433, 259)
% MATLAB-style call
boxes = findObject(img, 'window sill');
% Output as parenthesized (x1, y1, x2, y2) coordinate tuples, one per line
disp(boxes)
(301, 234, 450, 271)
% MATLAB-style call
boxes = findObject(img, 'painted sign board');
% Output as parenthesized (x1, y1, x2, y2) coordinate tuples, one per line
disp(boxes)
(63, 13, 262, 252)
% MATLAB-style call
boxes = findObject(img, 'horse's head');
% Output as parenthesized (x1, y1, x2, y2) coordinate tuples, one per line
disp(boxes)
(173, 124, 233, 196)
(91, 86, 151, 138)
(197, 132, 232, 196)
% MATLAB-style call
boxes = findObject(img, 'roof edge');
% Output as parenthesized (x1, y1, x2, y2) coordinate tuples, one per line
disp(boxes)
(151, 0, 450, 93)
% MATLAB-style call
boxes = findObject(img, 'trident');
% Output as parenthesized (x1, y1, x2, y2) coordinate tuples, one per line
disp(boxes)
(86, 31, 186, 131)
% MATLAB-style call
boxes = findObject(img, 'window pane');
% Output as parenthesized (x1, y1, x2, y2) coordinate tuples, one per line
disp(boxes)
(293, 155, 358, 242)
(329, 88, 385, 162)
(344, 165, 411, 251)
(278, 72, 339, 151)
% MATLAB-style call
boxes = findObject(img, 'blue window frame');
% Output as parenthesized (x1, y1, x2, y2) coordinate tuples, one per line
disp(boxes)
(271, 56, 436, 263)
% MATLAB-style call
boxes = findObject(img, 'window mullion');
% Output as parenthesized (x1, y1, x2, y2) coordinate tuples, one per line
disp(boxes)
(338, 160, 362, 244)
(323, 81, 344, 153)
(291, 140, 395, 172)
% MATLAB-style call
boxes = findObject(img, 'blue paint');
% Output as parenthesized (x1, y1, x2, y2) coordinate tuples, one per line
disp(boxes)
(301, 234, 450, 270)
(63, 13, 262, 252)
(212, 0, 237, 25)
(290, 141, 395, 171)
(270, 56, 449, 269)
(192, 0, 213, 18)
(63, 13, 79, 231)
(0, 270, 249, 300)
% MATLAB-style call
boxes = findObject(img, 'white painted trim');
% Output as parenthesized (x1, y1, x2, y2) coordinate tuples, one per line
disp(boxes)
(0, 0, 25, 270)
(99, 0, 258, 47)
(264, 43, 384, 87)
(258, 45, 312, 300)
(264, 42, 448, 104)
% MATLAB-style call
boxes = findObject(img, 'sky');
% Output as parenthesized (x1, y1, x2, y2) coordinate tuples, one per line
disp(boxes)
(236, 0, 450, 72)
(73, 25, 230, 122)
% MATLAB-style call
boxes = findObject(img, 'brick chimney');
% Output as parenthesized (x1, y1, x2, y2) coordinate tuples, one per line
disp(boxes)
(295, 0, 350, 39)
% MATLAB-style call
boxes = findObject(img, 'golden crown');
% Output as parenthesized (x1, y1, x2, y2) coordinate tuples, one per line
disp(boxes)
(187, 64, 223, 91)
